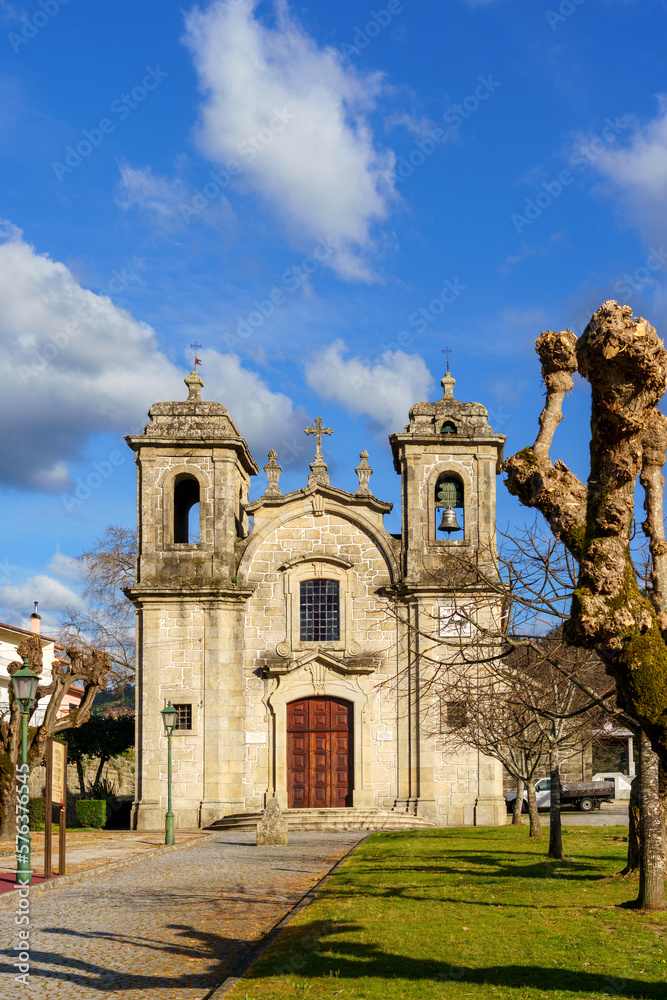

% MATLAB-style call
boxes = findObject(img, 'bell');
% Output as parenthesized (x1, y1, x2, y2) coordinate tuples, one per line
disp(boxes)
(438, 505, 461, 534)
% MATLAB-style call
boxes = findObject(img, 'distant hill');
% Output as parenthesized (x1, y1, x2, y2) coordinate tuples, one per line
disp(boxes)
(91, 683, 135, 715)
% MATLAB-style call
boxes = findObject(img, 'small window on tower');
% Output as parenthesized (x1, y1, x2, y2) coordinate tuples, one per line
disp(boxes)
(173, 703, 192, 731)
(174, 475, 200, 543)
(300, 579, 340, 641)
(440, 421, 457, 434)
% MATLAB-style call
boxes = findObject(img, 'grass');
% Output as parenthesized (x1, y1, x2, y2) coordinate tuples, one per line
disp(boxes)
(230, 826, 667, 1000)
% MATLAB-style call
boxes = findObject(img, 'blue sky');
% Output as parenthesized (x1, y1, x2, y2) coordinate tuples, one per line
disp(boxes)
(1, 0, 666, 632)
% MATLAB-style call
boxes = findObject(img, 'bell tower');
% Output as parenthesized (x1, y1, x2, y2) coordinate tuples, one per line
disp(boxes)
(125, 369, 259, 831)
(389, 369, 506, 585)
(388, 369, 507, 827)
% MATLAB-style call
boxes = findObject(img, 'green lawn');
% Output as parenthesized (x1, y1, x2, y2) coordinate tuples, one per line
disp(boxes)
(231, 826, 667, 1000)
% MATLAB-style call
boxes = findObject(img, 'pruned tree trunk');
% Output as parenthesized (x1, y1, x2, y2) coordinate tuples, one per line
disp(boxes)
(512, 777, 524, 825)
(637, 730, 666, 910)
(503, 303, 667, 775)
(0, 637, 110, 837)
(548, 760, 565, 860)
(527, 781, 541, 838)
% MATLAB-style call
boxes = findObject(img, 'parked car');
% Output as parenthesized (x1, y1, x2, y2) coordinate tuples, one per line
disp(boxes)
(505, 777, 615, 813)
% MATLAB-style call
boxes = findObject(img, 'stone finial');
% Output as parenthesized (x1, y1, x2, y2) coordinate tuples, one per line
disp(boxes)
(355, 450, 373, 495)
(256, 796, 288, 846)
(263, 449, 282, 496)
(441, 370, 456, 399)
(184, 369, 205, 402)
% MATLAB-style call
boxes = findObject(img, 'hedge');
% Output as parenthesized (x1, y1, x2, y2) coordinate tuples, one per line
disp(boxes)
(28, 798, 46, 826)
(76, 799, 107, 829)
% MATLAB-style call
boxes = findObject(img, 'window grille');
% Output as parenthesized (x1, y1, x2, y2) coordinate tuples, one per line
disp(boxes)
(173, 703, 192, 730)
(300, 579, 340, 641)
(446, 701, 468, 730)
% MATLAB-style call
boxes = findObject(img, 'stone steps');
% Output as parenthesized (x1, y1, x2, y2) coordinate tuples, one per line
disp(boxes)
(208, 807, 434, 833)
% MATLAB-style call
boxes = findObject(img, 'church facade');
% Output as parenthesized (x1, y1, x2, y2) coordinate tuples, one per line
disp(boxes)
(125, 367, 508, 830)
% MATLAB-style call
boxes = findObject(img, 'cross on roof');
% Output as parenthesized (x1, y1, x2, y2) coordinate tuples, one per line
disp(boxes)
(441, 346, 453, 372)
(304, 416, 333, 460)
(190, 341, 203, 368)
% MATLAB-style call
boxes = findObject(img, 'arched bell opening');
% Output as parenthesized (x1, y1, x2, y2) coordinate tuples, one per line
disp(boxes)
(440, 420, 457, 435)
(173, 474, 201, 543)
(435, 473, 464, 537)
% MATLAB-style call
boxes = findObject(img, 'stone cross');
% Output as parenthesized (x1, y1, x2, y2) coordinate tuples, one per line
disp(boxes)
(305, 417, 332, 487)
(305, 416, 333, 460)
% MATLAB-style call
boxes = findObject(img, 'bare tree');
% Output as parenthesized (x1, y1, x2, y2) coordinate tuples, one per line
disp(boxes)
(1, 634, 111, 838)
(58, 524, 136, 687)
(504, 300, 667, 910)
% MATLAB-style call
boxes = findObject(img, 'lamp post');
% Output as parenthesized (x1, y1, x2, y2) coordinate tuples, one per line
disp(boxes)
(161, 701, 177, 845)
(10, 658, 39, 886)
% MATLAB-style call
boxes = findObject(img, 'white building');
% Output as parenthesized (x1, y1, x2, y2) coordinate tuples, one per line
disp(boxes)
(0, 609, 83, 723)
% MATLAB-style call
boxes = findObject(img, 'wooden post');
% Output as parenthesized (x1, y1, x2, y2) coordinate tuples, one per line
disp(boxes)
(58, 744, 67, 876)
(44, 739, 53, 879)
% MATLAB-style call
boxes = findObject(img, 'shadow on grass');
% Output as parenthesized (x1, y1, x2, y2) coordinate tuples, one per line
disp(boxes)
(251, 920, 664, 998)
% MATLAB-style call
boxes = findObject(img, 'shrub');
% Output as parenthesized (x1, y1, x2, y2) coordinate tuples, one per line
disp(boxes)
(76, 799, 107, 829)
(28, 798, 46, 827)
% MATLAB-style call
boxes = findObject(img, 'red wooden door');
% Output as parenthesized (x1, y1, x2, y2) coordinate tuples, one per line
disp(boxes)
(287, 698, 352, 808)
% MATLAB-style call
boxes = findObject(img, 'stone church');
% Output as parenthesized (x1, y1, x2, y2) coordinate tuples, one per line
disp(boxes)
(125, 366, 508, 830)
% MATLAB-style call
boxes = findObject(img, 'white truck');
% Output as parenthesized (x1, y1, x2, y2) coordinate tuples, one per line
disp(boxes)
(505, 776, 616, 813)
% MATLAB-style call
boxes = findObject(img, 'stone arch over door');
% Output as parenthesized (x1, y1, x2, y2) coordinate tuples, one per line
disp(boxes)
(263, 663, 373, 810)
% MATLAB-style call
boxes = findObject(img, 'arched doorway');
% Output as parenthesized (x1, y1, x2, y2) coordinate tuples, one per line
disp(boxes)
(287, 697, 353, 808)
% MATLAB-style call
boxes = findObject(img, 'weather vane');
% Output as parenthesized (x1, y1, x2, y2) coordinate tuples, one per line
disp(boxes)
(441, 346, 453, 372)
(190, 341, 203, 369)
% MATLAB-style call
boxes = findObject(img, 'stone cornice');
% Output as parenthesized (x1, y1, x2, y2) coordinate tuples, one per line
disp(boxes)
(125, 435, 259, 476)
(123, 584, 255, 605)
(389, 432, 506, 474)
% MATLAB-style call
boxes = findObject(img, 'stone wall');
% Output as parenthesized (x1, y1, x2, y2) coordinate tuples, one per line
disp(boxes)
(28, 756, 135, 824)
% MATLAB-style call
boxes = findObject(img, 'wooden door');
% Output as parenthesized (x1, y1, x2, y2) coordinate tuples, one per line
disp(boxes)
(287, 697, 353, 808)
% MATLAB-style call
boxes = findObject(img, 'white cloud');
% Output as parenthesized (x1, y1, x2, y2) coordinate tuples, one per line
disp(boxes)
(47, 549, 85, 583)
(0, 223, 305, 490)
(0, 574, 83, 630)
(183, 0, 397, 281)
(592, 97, 667, 245)
(304, 340, 433, 432)
(115, 162, 190, 221)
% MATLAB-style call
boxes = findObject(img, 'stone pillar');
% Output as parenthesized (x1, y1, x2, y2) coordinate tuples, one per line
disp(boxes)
(199, 598, 248, 827)
(474, 752, 507, 826)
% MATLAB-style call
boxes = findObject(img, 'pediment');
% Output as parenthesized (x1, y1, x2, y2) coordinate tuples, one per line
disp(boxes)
(264, 646, 377, 678)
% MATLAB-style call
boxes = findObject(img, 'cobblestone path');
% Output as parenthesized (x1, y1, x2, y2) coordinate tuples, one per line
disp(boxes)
(0, 830, 363, 998)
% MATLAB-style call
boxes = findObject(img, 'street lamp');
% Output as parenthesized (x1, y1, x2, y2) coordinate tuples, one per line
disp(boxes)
(10, 658, 39, 886)
(161, 701, 177, 845)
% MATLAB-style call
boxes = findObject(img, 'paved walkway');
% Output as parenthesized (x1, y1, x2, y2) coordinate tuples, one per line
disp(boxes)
(0, 830, 363, 998)
(0, 830, 208, 893)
